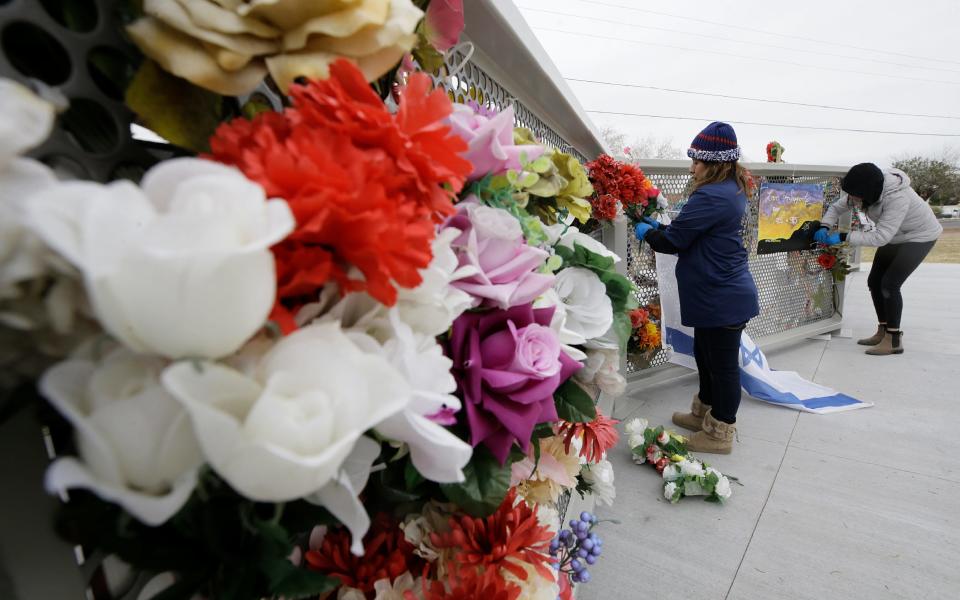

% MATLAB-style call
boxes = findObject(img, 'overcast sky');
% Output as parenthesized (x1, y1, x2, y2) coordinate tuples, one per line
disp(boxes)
(516, 0, 960, 167)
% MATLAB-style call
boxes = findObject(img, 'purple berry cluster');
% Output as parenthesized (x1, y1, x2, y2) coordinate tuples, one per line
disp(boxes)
(549, 511, 603, 588)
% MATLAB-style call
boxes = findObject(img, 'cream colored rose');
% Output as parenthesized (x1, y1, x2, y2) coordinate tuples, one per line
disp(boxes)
(127, 0, 423, 95)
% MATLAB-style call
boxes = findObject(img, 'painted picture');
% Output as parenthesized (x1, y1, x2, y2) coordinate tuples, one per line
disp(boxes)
(756, 183, 825, 254)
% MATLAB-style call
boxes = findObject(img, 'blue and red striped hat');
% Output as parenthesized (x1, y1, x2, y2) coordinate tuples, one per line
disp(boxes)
(687, 121, 741, 162)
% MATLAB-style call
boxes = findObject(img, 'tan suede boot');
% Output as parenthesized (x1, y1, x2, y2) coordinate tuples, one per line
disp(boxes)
(672, 394, 708, 431)
(865, 331, 904, 355)
(685, 409, 736, 454)
(857, 324, 886, 346)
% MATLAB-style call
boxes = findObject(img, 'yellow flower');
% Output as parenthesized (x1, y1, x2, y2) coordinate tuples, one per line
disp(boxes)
(670, 454, 685, 462)
(127, 0, 422, 95)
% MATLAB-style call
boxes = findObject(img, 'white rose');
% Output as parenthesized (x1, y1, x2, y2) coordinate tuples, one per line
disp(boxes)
(715, 475, 733, 500)
(552, 268, 613, 343)
(663, 481, 678, 501)
(161, 321, 409, 502)
(679, 459, 705, 478)
(657, 430, 670, 444)
(631, 451, 646, 465)
(661, 463, 682, 482)
(396, 227, 476, 336)
(543, 222, 620, 263)
(28, 158, 294, 359)
(582, 459, 616, 506)
(534, 288, 587, 362)
(627, 432, 646, 450)
(42, 349, 203, 525)
(0, 79, 81, 339)
(343, 309, 472, 484)
(624, 417, 649, 436)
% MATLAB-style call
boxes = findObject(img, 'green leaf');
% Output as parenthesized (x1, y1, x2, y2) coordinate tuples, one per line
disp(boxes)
(554, 379, 597, 423)
(125, 60, 226, 152)
(405, 460, 426, 492)
(440, 446, 512, 517)
(411, 32, 445, 73)
(263, 557, 338, 599)
(612, 311, 632, 354)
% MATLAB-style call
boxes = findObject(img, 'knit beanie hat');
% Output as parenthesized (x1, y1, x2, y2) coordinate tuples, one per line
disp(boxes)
(687, 121, 741, 162)
(841, 163, 884, 206)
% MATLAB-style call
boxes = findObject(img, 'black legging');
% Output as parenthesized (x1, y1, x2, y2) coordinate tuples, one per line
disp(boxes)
(867, 241, 936, 329)
(693, 325, 745, 424)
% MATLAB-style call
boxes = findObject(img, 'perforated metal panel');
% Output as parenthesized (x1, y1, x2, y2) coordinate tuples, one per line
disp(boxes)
(432, 47, 589, 162)
(626, 165, 845, 374)
(0, 0, 163, 182)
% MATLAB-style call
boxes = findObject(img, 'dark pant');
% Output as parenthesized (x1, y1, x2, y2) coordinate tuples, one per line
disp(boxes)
(693, 325, 745, 424)
(867, 240, 936, 329)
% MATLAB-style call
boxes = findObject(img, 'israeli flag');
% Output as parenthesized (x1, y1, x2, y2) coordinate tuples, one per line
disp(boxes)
(655, 253, 872, 414)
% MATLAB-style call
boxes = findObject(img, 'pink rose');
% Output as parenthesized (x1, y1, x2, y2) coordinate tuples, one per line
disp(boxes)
(447, 104, 544, 180)
(424, 0, 464, 52)
(448, 303, 581, 464)
(444, 201, 554, 309)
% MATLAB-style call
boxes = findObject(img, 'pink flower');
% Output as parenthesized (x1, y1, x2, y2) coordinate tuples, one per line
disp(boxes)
(424, 0, 464, 52)
(444, 201, 554, 309)
(448, 303, 582, 464)
(447, 104, 544, 180)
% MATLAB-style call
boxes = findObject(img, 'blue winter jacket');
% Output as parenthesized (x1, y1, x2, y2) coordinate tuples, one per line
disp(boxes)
(646, 178, 760, 328)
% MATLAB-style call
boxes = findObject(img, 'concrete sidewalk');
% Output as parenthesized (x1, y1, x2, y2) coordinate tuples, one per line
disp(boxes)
(581, 264, 960, 600)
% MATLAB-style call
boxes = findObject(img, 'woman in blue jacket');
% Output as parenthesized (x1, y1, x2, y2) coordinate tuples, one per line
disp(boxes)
(634, 122, 759, 454)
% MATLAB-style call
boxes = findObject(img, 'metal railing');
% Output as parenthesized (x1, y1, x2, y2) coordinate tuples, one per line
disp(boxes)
(612, 161, 851, 384)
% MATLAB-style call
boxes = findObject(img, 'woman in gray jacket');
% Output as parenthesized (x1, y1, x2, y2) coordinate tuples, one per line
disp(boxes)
(816, 163, 942, 355)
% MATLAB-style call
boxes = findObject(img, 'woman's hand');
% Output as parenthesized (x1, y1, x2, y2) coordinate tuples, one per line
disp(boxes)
(814, 228, 841, 246)
(634, 222, 654, 240)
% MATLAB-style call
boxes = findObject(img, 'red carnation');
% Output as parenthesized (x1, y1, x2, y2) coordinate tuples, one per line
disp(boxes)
(818, 253, 838, 270)
(209, 60, 472, 323)
(304, 514, 423, 597)
(591, 193, 619, 221)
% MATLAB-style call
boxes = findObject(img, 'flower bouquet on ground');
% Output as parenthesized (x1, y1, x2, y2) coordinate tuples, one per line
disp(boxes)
(814, 243, 853, 282)
(624, 418, 737, 504)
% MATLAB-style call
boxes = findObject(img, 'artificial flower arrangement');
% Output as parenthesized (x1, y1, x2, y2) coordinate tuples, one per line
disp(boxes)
(0, 2, 638, 595)
(585, 154, 661, 227)
(627, 303, 662, 356)
(624, 418, 735, 504)
(814, 243, 853, 283)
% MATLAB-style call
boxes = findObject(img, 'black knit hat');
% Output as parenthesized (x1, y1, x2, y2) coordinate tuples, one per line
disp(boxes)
(841, 163, 884, 206)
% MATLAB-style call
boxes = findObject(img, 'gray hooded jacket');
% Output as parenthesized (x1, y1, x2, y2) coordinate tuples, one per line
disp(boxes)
(821, 168, 942, 247)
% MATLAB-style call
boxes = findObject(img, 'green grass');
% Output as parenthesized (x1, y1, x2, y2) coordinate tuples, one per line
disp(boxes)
(860, 227, 960, 264)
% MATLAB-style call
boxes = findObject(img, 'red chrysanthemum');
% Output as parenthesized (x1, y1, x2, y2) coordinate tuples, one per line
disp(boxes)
(421, 568, 522, 600)
(591, 193, 619, 221)
(558, 408, 621, 463)
(430, 489, 554, 583)
(818, 253, 838, 270)
(586, 154, 651, 218)
(628, 307, 649, 329)
(304, 514, 424, 597)
(209, 60, 472, 321)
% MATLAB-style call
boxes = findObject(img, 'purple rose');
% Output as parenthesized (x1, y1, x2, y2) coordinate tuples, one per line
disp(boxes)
(445, 201, 555, 309)
(448, 303, 582, 464)
(447, 104, 544, 180)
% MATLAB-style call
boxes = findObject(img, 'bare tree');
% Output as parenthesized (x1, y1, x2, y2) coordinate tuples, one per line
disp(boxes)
(600, 127, 684, 160)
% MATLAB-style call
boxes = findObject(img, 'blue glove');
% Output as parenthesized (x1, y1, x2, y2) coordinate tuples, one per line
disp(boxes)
(634, 222, 653, 240)
(814, 227, 842, 246)
(642, 216, 662, 229)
